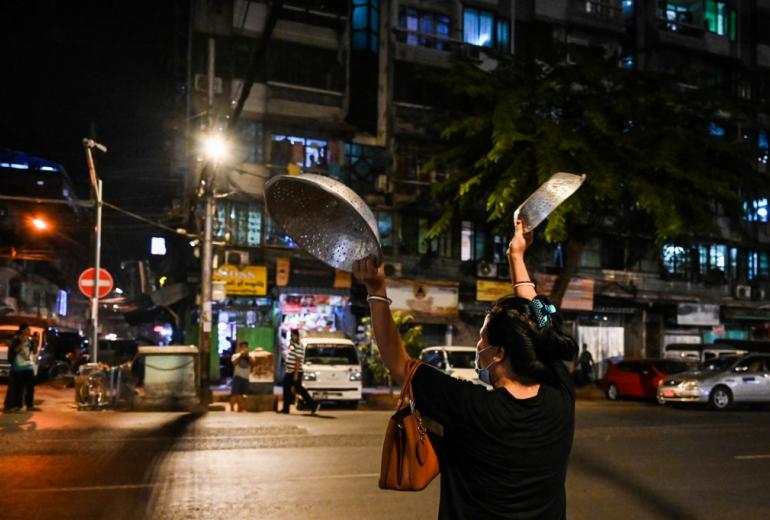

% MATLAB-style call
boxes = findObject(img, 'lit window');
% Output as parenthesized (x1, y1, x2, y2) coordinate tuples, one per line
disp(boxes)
(463, 8, 509, 52)
(709, 122, 725, 136)
(398, 7, 451, 50)
(352, 0, 379, 51)
(621, 55, 634, 70)
(662, 243, 687, 275)
(747, 251, 770, 280)
(270, 134, 328, 169)
(151, 237, 167, 256)
(744, 198, 769, 223)
(460, 221, 474, 261)
(377, 212, 393, 248)
(622, 0, 634, 17)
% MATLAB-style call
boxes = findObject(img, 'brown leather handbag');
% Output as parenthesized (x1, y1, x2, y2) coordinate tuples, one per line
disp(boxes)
(379, 360, 440, 491)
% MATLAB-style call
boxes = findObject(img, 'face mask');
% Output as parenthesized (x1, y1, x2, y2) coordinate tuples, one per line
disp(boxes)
(475, 345, 498, 385)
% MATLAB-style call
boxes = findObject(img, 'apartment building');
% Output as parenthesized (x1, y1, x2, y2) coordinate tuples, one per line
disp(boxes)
(184, 0, 770, 377)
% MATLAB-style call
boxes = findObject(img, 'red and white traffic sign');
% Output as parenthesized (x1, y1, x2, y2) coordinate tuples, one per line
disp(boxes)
(78, 267, 114, 299)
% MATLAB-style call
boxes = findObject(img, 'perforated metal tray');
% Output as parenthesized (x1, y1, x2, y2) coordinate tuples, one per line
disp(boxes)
(264, 174, 382, 271)
(514, 172, 586, 233)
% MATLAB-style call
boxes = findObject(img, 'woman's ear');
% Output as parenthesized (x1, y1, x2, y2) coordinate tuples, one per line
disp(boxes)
(495, 346, 506, 362)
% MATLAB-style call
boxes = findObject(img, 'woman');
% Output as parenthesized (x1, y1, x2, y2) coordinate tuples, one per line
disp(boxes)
(352, 220, 577, 519)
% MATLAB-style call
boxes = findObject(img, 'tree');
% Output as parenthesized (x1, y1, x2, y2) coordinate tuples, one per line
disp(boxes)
(425, 44, 761, 304)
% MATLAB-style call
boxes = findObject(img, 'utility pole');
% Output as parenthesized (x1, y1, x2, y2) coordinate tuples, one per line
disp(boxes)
(83, 138, 107, 363)
(199, 36, 216, 394)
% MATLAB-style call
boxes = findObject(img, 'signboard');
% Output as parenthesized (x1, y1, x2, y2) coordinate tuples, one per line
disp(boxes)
(534, 274, 594, 311)
(78, 267, 114, 299)
(213, 264, 267, 296)
(677, 303, 720, 326)
(276, 257, 290, 287)
(476, 280, 512, 302)
(387, 278, 458, 321)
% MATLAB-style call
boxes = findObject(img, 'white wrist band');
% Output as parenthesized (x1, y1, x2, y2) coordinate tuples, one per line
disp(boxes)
(367, 295, 392, 305)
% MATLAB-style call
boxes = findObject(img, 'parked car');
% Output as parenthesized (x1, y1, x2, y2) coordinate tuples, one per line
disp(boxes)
(657, 354, 770, 410)
(37, 329, 88, 380)
(419, 346, 489, 387)
(300, 334, 362, 408)
(663, 343, 746, 365)
(602, 359, 690, 401)
(97, 338, 139, 366)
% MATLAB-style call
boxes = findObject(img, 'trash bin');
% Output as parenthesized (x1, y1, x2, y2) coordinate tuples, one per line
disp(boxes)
(134, 346, 199, 411)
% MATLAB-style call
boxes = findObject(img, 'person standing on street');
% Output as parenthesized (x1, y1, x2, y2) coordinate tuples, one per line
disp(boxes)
(353, 218, 577, 519)
(578, 343, 594, 386)
(3, 323, 39, 413)
(230, 341, 255, 412)
(281, 329, 318, 414)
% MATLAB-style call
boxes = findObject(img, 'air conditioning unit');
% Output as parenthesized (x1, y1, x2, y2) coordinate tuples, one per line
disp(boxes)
(383, 262, 402, 277)
(476, 261, 498, 278)
(225, 250, 249, 266)
(194, 73, 223, 95)
(734, 284, 752, 300)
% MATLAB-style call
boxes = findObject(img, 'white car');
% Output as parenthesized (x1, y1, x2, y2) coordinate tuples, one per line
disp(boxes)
(419, 346, 489, 387)
(300, 336, 362, 408)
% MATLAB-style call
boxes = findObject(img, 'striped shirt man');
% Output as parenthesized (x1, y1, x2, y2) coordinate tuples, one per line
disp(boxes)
(285, 340, 305, 373)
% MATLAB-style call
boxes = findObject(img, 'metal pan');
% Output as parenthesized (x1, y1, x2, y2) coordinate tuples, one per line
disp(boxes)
(264, 174, 382, 271)
(514, 172, 587, 233)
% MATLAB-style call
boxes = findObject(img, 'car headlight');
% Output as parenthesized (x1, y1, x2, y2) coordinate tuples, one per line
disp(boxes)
(349, 371, 362, 382)
(302, 372, 317, 381)
(681, 381, 700, 390)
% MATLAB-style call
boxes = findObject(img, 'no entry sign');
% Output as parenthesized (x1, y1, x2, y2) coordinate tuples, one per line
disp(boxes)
(78, 267, 114, 299)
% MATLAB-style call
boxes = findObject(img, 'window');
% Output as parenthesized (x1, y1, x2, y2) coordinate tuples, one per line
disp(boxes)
(460, 221, 474, 261)
(352, 0, 379, 52)
(398, 7, 451, 50)
(622, 0, 635, 17)
(708, 122, 725, 136)
(417, 217, 452, 257)
(265, 215, 297, 248)
(492, 234, 508, 264)
(583, 0, 622, 20)
(704, 1, 736, 39)
(271, 134, 328, 170)
(758, 129, 768, 169)
(747, 251, 770, 280)
(662, 243, 688, 276)
(377, 211, 393, 249)
(744, 198, 769, 223)
(621, 55, 634, 70)
(215, 201, 262, 248)
(463, 7, 510, 52)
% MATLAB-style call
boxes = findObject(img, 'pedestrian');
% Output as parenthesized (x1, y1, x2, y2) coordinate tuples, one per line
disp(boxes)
(578, 343, 595, 386)
(3, 323, 39, 413)
(352, 218, 577, 519)
(230, 341, 254, 412)
(280, 330, 319, 414)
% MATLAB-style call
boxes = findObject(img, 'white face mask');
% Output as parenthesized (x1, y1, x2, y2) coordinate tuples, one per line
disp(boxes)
(474, 345, 498, 385)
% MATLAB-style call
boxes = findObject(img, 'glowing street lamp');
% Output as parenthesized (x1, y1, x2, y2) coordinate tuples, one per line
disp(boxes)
(202, 133, 229, 163)
(30, 216, 50, 231)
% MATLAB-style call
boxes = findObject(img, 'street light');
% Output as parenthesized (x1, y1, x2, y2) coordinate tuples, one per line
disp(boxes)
(202, 133, 229, 164)
(30, 216, 50, 231)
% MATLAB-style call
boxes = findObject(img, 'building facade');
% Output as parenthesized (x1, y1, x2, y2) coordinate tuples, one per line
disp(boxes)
(183, 0, 770, 380)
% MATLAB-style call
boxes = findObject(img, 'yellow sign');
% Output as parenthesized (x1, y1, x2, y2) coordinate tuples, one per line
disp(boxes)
(476, 280, 512, 302)
(334, 269, 352, 289)
(213, 264, 267, 296)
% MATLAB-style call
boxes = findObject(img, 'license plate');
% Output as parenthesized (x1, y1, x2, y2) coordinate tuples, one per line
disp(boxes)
(313, 392, 329, 399)
(662, 389, 675, 398)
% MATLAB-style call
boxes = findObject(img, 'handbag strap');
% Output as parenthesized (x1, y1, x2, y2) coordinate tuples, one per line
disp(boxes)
(396, 359, 422, 410)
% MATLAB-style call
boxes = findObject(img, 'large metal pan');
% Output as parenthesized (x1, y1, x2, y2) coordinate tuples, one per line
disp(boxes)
(514, 172, 586, 233)
(264, 174, 382, 271)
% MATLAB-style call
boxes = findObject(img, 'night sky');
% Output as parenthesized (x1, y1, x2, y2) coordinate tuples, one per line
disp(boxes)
(1, 1, 187, 257)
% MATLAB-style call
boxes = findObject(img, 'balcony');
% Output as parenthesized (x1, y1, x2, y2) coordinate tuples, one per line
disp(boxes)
(230, 79, 345, 123)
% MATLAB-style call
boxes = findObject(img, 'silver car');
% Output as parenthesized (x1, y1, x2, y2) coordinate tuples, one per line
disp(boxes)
(657, 354, 770, 410)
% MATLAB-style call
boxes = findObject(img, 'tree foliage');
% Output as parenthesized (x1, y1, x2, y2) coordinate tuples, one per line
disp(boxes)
(426, 45, 760, 244)
(423, 45, 762, 303)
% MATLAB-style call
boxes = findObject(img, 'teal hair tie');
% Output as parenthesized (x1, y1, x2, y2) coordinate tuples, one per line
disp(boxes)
(529, 298, 557, 328)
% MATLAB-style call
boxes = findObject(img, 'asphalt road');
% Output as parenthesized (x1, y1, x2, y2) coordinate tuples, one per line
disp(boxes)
(1, 393, 769, 519)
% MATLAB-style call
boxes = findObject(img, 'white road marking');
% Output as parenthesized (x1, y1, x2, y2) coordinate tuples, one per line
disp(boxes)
(12, 473, 380, 493)
(735, 454, 770, 460)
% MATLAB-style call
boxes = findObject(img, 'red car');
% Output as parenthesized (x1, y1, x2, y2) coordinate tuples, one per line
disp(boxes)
(602, 359, 690, 401)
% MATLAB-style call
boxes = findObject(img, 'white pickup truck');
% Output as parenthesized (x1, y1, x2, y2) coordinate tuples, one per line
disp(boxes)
(300, 334, 362, 409)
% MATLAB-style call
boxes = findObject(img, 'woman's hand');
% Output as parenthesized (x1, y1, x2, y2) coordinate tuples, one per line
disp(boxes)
(352, 255, 386, 296)
(507, 219, 533, 262)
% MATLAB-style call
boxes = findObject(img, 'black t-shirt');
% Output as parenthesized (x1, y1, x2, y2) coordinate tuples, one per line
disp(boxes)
(411, 363, 575, 520)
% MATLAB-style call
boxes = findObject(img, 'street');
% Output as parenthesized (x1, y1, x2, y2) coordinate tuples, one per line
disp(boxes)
(1, 387, 770, 520)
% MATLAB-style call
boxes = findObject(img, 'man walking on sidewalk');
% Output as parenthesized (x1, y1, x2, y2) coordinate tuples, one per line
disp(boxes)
(281, 329, 318, 414)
